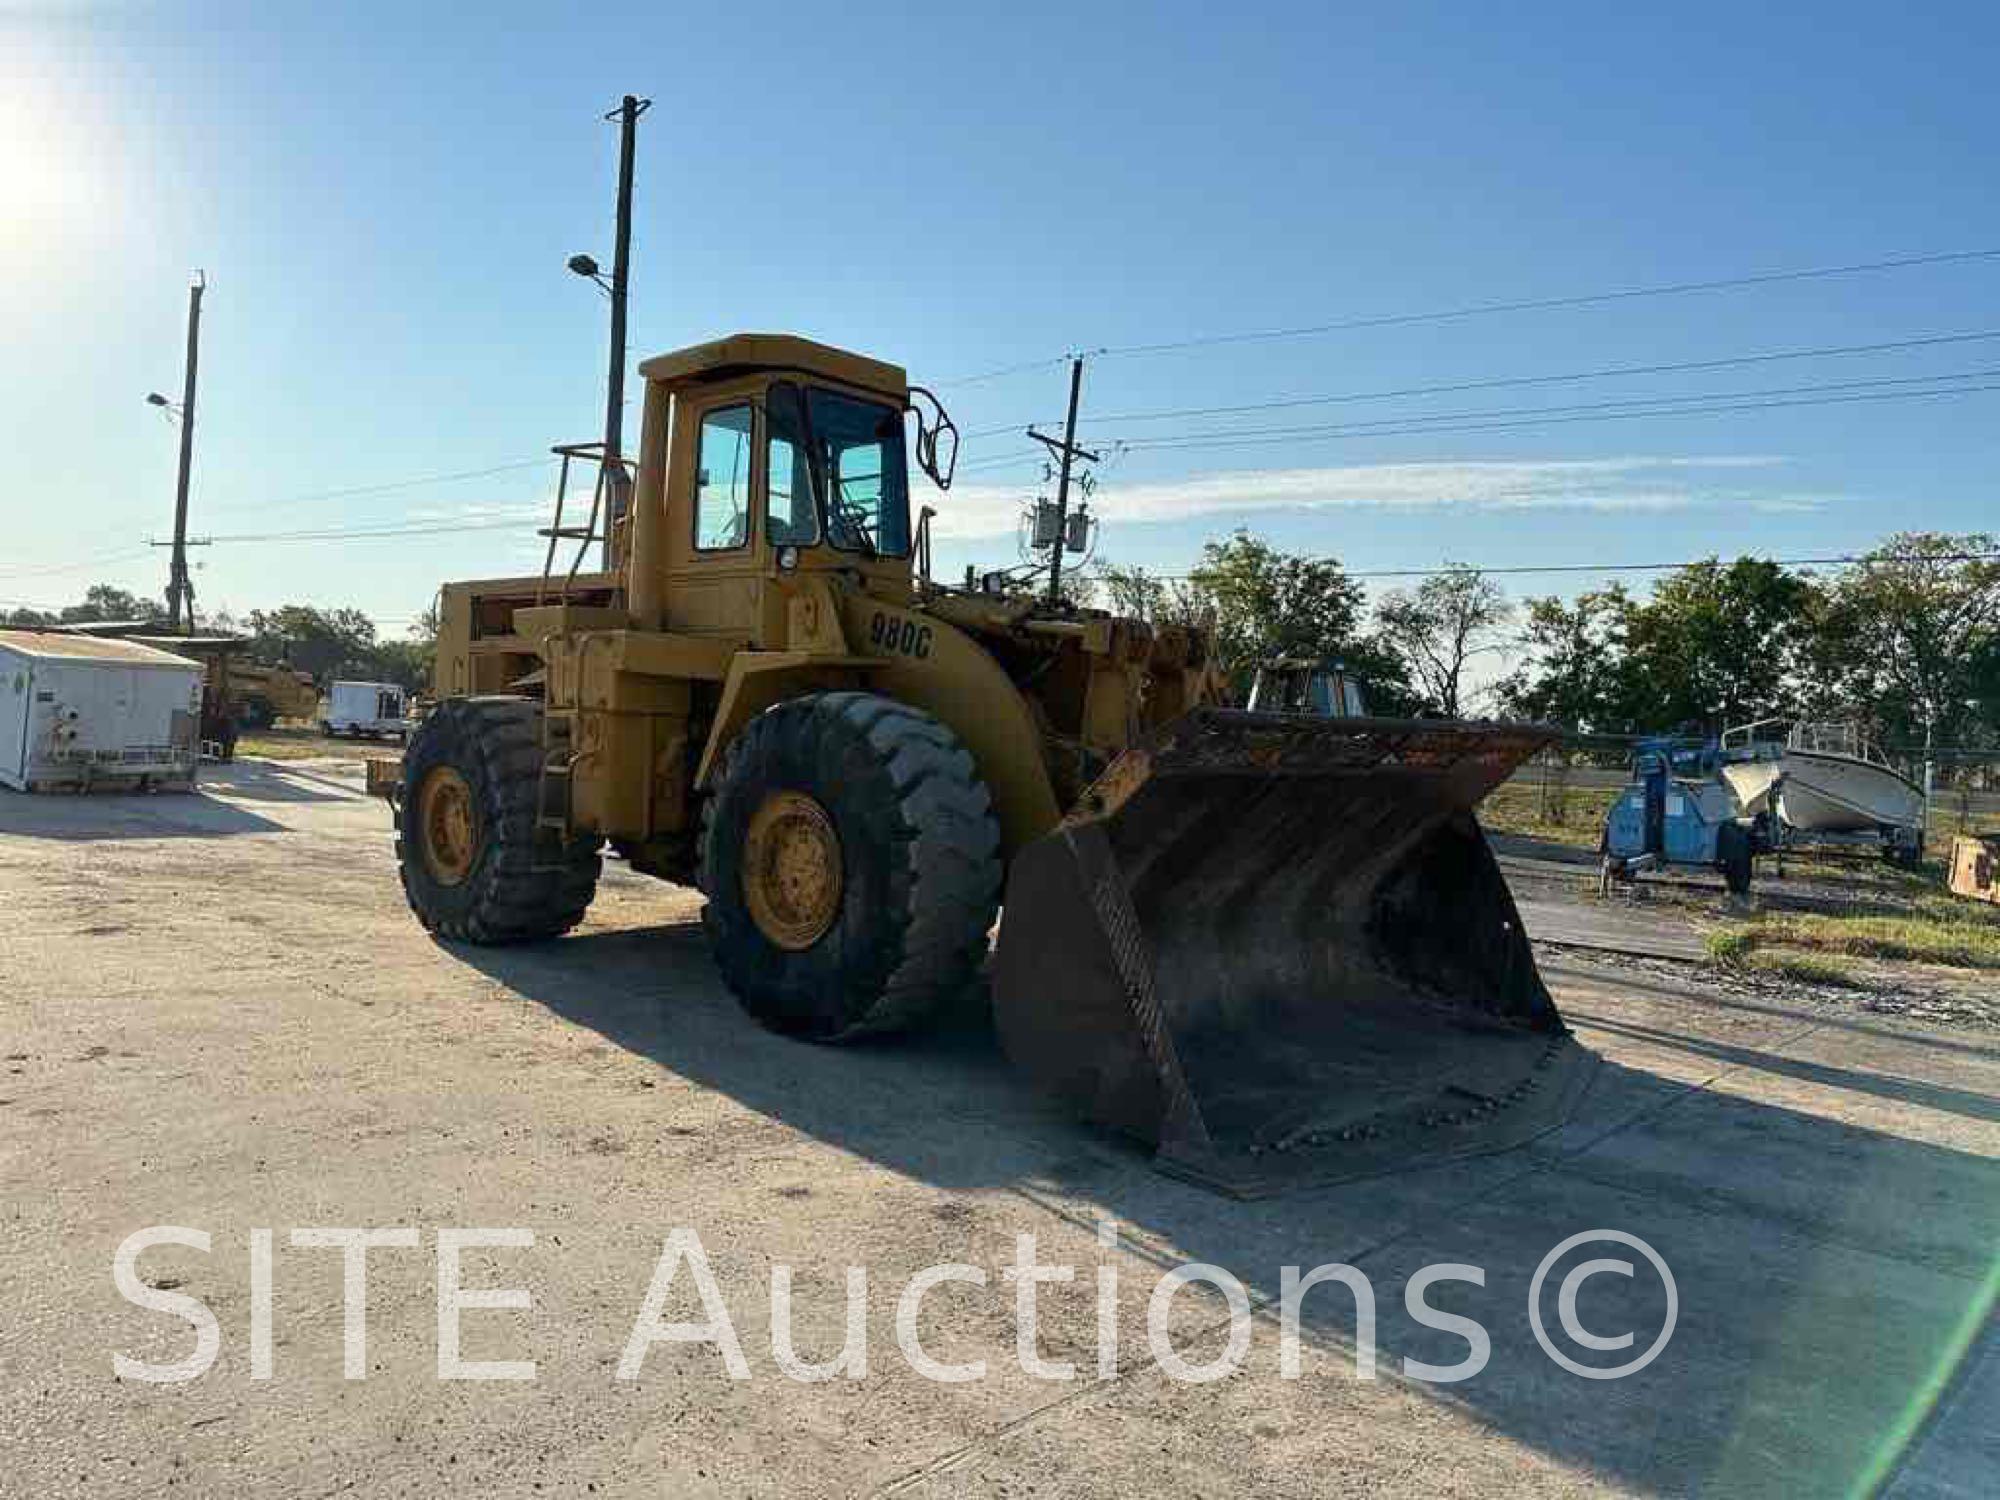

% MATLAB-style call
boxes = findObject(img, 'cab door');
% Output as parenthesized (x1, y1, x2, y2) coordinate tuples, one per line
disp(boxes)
(662, 388, 768, 639)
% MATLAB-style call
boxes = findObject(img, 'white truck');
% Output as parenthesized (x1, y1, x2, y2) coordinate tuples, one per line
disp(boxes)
(319, 680, 410, 739)
(0, 630, 204, 792)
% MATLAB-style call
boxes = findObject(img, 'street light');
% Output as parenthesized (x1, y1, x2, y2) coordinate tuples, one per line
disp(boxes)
(567, 251, 611, 296)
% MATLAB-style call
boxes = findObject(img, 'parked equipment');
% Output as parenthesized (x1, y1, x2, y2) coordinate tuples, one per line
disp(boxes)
(393, 332, 1583, 1194)
(1245, 657, 1369, 717)
(1721, 718, 1926, 867)
(0, 630, 202, 792)
(227, 662, 320, 728)
(1949, 834, 2000, 905)
(321, 681, 409, 739)
(1601, 738, 1760, 896)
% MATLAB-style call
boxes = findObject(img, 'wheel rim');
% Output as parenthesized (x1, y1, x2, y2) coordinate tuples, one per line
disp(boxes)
(418, 765, 479, 887)
(743, 789, 843, 950)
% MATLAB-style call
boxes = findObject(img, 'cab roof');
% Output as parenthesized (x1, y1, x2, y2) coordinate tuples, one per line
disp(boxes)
(637, 333, 907, 400)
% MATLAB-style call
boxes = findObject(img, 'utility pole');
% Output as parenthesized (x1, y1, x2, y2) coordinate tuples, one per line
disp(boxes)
(1027, 356, 1100, 606)
(602, 95, 645, 471)
(165, 272, 204, 632)
(570, 94, 651, 567)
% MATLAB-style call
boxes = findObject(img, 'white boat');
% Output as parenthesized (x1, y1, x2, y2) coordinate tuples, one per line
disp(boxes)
(1720, 719, 1925, 842)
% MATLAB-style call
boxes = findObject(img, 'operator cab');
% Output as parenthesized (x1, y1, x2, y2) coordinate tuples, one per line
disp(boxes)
(1246, 658, 1370, 718)
(626, 334, 955, 634)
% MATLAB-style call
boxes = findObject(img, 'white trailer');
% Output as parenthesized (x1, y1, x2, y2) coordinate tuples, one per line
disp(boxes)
(0, 631, 204, 793)
(320, 680, 409, 739)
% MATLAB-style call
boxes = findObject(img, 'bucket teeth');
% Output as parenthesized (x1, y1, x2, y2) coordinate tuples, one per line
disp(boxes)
(992, 709, 1594, 1197)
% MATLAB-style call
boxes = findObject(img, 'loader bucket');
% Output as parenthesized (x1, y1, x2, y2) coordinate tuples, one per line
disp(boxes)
(992, 709, 1593, 1197)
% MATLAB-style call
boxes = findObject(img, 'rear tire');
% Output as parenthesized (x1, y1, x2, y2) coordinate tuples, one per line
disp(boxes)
(395, 696, 600, 943)
(698, 691, 1002, 1041)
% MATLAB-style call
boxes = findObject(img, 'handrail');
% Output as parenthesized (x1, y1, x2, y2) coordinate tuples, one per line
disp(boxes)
(537, 441, 637, 606)
(1720, 716, 1790, 749)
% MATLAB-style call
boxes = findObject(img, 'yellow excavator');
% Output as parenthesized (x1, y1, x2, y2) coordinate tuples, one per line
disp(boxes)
(399, 333, 1584, 1194)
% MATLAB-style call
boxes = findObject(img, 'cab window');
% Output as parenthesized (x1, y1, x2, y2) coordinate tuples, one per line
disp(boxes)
(693, 405, 753, 550)
(765, 426, 818, 546)
(814, 390, 910, 558)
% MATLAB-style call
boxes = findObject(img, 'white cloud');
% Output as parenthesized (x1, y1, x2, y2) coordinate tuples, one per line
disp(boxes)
(405, 499, 550, 523)
(928, 456, 1805, 540)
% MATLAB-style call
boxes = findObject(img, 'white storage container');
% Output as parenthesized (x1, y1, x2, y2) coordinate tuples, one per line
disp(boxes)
(0, 631, 204, 792)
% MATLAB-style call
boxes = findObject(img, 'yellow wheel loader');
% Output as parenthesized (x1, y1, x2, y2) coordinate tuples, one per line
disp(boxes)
(399, 333, 1587, 1194)
(229, 661, 320, 729)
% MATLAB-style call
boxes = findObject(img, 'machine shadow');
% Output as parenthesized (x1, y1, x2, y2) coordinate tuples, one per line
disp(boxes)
(0, 786, 287, 839)
(454, 922, 1999, 1498)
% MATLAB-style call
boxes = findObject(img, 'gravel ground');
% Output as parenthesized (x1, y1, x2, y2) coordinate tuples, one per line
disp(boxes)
(1537, 941, 2000, 1032)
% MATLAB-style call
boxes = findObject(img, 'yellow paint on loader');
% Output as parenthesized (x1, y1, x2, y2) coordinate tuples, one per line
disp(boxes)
(401, 331, 1585, 1194)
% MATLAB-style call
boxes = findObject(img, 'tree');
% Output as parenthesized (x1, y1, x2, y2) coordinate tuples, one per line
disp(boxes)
(3, 583, 165, 631)
(1089, 535, 1415, 710)
(1185, 532, 1369, 675)
(370, 636, 435, 692)
(1184, 532, 1416, 708)
(1093, 561, 1208, 630)
(62, 584, 166, 626)
(1374, 566, 1512, 718)
(1814, 532, 2000, 746)
(1496, 585, 1640, 731)
(1620, 557, 1818, 733)
(244, 605, 378, 680)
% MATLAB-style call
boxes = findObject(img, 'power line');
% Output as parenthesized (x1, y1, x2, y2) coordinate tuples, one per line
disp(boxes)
(1097, 247, 2000, 360)
(3, 458, 560, 579)
(203, 516, 537, 545)
(936, 351, 1092, 390)
(0, 546, 155, 582)
(1105, 363, 2000, 444)
(990, 326, 2000, 431)
(954, 452, 1046, 477)
(1093, 374, 2000, 455)
(935, 247, 2000, 392)
(200, 457, 552, 520)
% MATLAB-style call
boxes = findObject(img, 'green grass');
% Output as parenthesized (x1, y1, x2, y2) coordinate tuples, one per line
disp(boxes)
(1705, 927, 1860, 986)
(235, 736, 329, 761)
(1749, 950, 1862, 986)
(1704, 929, 1754, 964)
(237, 732, 399, 763)
(1708, 906, 2000, 973)
(1478, 783, 1621, 850)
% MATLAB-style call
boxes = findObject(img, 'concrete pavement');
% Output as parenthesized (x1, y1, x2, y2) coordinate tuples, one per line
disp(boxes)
(0, 759, 1993, 1496)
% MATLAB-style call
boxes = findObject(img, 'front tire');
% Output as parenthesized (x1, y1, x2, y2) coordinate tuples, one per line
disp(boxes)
(395, 697, 600, 943)
(698, 692, 1002, 1041)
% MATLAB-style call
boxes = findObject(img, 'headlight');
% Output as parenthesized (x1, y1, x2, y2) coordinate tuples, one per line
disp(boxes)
(776, 545, 800, 572)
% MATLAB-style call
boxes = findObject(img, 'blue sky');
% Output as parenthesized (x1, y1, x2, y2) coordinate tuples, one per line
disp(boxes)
(4, 1, 1997, 637)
